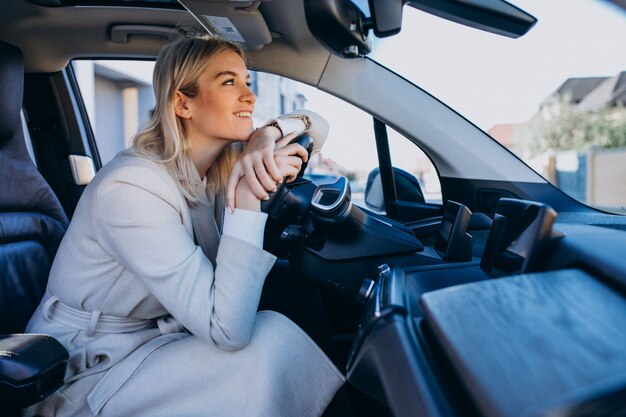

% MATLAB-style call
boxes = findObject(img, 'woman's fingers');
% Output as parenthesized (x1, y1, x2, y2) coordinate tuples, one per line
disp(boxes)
(227, 130, 312, 210)
(260, 147, 283, 183)
(252, 155, 278, 193)
(275, 132, 299, 149)
(240, 155, 271, 200)
(227, 155, 269, 205)
(243, 128, 283, 182)
(226, 164, 244, 212)
(274, 143, 308, 162)
(275, 155, 303, 183)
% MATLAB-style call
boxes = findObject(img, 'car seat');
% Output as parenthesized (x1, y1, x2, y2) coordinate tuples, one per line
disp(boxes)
(0, 39, 70, 414)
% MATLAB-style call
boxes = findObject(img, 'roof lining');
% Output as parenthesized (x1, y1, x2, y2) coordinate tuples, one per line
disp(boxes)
(0, 0, 332, 88)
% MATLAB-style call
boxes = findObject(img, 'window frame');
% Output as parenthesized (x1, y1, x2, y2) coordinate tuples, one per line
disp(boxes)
(372, 118, 443, 222)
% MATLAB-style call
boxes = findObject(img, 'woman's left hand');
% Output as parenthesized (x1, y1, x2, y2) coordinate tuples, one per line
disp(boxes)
(226, 126, 283, 211)
(273, 133, 309, 183)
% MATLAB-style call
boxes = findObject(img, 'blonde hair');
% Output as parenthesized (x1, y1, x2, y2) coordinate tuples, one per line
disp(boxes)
(132, 32, 246, 203)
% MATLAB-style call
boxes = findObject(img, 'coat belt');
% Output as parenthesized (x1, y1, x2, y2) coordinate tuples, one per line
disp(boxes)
(42, 292, 182, 337)
(40, 292, 188, 415)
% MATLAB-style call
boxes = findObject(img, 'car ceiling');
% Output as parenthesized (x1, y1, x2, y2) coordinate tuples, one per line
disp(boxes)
(0, 0, 332, 87)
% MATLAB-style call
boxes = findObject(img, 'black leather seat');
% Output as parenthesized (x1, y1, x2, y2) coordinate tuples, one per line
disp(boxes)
(0, 40, 70, 413)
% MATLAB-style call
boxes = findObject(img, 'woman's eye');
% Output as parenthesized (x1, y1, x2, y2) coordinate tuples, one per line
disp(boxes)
(246, 81, 252, 88)
(223, 79, 235, 86)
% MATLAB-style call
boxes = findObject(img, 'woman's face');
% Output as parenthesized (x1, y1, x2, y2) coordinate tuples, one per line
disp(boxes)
(179, 50, 256, 143)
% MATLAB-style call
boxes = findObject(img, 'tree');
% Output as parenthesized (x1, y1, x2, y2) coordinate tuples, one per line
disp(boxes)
(521, 96, 626, 157)
(584, 103, 626, 149)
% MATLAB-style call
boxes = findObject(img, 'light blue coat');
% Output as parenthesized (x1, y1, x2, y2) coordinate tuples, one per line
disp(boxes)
(25, 112, 343, 417)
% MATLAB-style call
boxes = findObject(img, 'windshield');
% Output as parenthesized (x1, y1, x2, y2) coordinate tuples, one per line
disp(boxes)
(370, 0, 626, 214)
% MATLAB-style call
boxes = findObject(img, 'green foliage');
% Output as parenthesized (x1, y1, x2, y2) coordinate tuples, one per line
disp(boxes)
(583, 104, 626, 149)
(524, 98, 626, 157)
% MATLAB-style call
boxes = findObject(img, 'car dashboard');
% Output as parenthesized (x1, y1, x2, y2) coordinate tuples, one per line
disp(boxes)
(342, 209, 626, 417)
(269, 174, 626, 417)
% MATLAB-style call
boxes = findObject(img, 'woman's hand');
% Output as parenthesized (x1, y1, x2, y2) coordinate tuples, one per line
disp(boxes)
(273, 133, 309, 183)
(226, 126, 282, 211)
(233, 176, 261, 212)
(226, 128, 310, 211)
(231, 133, 309, 212)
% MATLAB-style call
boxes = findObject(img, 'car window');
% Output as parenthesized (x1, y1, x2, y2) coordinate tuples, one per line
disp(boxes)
(72, 60, 156, 165)
(72, 60, 442, 209)
(295, 84, 442, 208)
(72, 60, 309, 164)
(388, 127, 442, 204)
(371, 0, 626, 214)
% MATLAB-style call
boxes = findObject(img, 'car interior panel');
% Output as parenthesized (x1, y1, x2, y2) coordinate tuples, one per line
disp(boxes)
(2, 0, 626, 416)
(420, 268, 626, 417)
(22, 71, 96, 218)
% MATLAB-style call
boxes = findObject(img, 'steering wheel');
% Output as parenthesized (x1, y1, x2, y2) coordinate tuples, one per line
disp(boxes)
(261, 133, 315, 215)
(261, 133, 316, 254)
(261, 132, 353, 256)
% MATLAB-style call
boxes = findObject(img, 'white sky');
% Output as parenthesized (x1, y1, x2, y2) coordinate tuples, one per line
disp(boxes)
(370, 0, 626, 129)
(300, 0, 626, 174)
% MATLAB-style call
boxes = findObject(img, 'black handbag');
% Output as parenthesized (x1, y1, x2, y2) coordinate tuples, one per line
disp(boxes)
(0, 333, 69, 412)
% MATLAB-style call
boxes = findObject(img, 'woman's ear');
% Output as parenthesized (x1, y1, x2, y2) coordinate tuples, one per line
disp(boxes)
(174, 91, 192, 119)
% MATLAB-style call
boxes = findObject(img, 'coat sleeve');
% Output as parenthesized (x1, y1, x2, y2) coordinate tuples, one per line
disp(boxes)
(92, 163, 276, 350)
(266, 109, 329, 153)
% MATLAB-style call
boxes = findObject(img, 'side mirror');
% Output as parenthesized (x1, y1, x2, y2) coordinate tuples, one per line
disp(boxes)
(364, 167, 425, 211)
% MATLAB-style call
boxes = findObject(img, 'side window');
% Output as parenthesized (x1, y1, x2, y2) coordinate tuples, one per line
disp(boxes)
(72, 60, 156, 165)
(296, 85, 378, 206)
(72, 59, 442, 213)
(388, 127, 442, 205)
(72, 60, 307, 165)
(298, 83, 442, 210)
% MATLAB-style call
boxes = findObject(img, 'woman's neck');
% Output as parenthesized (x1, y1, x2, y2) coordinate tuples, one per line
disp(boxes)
(188, 135, 230, 180)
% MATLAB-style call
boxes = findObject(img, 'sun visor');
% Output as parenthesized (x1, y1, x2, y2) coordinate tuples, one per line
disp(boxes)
(178, 0, 272, 51)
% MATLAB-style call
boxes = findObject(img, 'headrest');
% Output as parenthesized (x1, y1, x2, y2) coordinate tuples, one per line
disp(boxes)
(0, 41, 24, 141)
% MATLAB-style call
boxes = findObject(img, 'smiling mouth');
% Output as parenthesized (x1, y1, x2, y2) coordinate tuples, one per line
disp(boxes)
(234, 111, 252, 118)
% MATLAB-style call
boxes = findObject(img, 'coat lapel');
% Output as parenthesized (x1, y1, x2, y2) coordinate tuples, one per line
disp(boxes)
(188, 181, 221, 266)
(213, 189, 225, 234)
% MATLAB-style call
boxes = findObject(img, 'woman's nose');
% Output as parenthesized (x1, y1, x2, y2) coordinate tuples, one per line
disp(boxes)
(241, 84, 256, 105)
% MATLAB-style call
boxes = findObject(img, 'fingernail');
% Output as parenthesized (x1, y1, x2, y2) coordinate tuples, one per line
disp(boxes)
(277, 179, 283, 184)
(263, 195, 270, 200)
(272, 187, 277, 192)
(227, 206, 233, 214)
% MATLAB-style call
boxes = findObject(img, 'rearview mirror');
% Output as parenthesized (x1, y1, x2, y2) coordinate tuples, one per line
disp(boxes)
(368, 0, 537, 39)
(305, 0, 372, 57)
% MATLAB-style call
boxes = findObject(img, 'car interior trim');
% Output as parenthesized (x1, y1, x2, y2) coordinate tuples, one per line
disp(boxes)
(317, 55, 547, 183)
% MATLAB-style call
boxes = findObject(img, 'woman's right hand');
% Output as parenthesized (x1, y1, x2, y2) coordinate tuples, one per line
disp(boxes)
(234, 133, 309, 212)
(226, 126, 282, 213)
(234, 177, 261, 212)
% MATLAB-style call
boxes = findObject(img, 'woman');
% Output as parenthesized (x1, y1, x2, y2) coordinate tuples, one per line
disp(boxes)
(24, 33, 344, 417)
